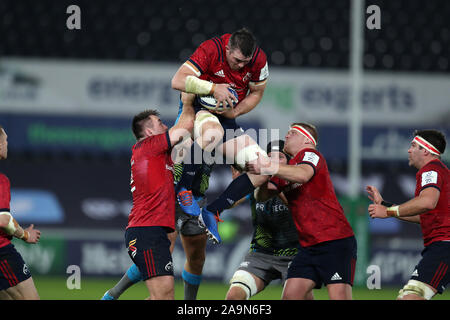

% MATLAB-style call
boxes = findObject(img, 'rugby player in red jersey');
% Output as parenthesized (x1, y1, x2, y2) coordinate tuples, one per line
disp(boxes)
(246, 123, 357, 300)
(367, 129, 449, 300)
(0, 126, 41, 300)
(171, 27, 270, 244)
(124, 102, 193, 300)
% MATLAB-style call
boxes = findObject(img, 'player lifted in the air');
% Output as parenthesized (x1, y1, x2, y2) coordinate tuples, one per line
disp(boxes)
(171, 27, 270, 243)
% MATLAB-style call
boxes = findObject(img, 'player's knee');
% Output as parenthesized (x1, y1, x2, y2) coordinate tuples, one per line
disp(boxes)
(151, 284, 174, 300)
(228, 270, 258, 300)
(397, 280, 435, 300)
(226, 286, 248, 300)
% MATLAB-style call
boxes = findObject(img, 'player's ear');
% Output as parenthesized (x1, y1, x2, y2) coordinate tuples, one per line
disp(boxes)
(143, 127, 153, 137)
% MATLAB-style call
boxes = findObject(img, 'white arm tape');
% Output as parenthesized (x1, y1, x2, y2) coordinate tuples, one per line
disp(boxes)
(185, 75, 214, 96)
(0, 211, 17, 235)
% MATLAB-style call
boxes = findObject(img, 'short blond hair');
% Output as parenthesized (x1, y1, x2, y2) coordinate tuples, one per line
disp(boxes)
(291, 122, 318, 145)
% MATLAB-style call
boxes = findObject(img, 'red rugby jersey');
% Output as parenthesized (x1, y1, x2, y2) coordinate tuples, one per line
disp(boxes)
(127, 132, 176, 231)
(271, 148, 354, 247)
(415, 159, 450, 246)
(185, 33, 269, 102)
(0, 173, 12, 248)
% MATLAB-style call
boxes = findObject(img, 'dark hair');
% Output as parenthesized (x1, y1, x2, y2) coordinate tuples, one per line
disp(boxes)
(229, 27, 256, 58)
(291, 122, 319, 145)
(0, 125, 4, 136)
(413, 129, 446, 155)
(132, 109, 160, 140)
(266, 140, 290, 160)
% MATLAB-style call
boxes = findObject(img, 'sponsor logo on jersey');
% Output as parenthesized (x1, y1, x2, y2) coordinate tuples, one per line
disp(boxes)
(214, 70, 225, 77)
(303, 152, 320, 166)
(421, 170, 437, 187)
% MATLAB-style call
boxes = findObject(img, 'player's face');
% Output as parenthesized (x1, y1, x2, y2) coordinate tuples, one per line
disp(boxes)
(149, 116, 168, 135)
(284, 129, 307, 156)
(226, 47, 252, 71)
(0, 129, 8, 160)
(407, 140, 424, 168)
(268, 151, 288, 165)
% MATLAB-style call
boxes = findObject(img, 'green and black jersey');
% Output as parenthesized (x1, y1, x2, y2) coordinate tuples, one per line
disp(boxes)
(173, 163, 213, 198)
(248, 193, 299, 256)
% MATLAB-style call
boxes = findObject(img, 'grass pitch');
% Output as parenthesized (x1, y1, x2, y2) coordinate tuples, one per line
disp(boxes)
(33, 276, 450, 300)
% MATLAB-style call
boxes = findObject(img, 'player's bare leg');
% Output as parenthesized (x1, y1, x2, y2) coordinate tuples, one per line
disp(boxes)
(2, 277, 39, 300)
(102, 231, 178, 300)
(176, 111, 223, 217)
(0, 290, 13, 300)
(144, 275, 174, 300)
(282, 278, 315, 300)
(326, 283, 352, 300)
(180, 233, 207, 299)
(195, 110, 224, 152)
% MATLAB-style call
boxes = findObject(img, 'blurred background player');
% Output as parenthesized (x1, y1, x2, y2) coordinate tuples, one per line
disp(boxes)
(225, 140, 303, 300)
(247, 123, 357, 300)
(171, 27, 270, 243)
(0, 126, 41, 300)
(367, 129, 448, 300)
(122, 106, 192, 300)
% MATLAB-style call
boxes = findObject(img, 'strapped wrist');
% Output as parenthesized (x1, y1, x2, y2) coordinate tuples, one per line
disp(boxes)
(386, 205, 400, 217)
(21, 230, 29, 242)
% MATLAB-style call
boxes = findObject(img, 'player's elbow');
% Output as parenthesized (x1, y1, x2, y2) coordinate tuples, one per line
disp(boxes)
(171, 74, 184, 91)
(422, 198, 438, 211)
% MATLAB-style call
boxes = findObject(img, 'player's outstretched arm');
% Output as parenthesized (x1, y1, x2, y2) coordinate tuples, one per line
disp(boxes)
(168, 92, 196, 146)
(368, 187, 438, 223)
(0, 212, 41, 243)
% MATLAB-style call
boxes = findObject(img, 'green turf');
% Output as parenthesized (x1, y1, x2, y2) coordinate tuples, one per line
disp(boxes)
(32, 276, 450, 300)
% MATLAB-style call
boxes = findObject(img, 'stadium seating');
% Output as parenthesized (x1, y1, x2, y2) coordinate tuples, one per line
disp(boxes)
(0, 0, 448, 72)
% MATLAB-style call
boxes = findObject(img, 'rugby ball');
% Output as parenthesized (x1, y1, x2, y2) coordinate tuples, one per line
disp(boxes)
(198, 87, 238, 111)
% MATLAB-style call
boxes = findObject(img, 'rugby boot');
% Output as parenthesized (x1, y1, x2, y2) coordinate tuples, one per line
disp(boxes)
(198, 207, 223, 244)
(177, 187, 201, 217)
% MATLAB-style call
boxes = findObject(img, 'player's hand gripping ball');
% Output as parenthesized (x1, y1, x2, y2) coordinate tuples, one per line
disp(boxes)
(198, 87, 238, 112)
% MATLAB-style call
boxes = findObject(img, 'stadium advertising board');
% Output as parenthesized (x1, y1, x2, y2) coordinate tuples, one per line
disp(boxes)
(1, 59, 450, 131)
(2, 113, 449, 162)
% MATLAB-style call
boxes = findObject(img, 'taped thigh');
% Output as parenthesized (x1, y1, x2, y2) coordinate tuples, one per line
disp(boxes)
(193, 112, 221, 140)
(397, 280, 436, 300)
(229, 270, 258, 300)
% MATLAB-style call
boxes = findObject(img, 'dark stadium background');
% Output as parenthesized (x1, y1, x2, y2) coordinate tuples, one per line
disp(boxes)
(0, 0, 449, 299)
